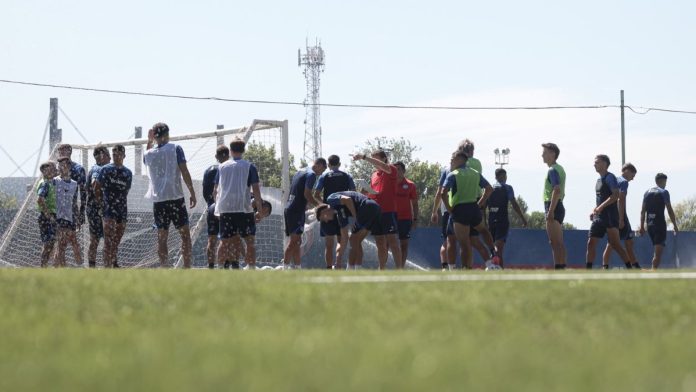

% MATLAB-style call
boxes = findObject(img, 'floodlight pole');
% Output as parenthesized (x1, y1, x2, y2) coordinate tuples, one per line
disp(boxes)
(49, 98, 60, 156)
(620, 90, 625, 165)
(134, 126, 143, 176)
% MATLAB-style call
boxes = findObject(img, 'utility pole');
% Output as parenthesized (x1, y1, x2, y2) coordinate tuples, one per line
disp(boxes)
(49, 98, 61, 156)
(620, 90, 625, 165)
(134, 126, 143, 175)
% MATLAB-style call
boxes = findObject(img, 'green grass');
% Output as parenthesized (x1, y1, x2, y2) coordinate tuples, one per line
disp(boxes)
(1, 269, 696, 391)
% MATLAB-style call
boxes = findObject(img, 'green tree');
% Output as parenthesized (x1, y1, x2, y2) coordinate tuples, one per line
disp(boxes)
(525, 210, 575, 230)
(405, 160, 443, 227)
(347, 136, 420, 182)
(508, 195, 529, 228)
(673, 195, 696, 231)
(244, 142, 297, 188)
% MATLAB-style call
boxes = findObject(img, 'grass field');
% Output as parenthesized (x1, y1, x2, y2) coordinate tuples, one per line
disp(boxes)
(1, 269, 696, 391)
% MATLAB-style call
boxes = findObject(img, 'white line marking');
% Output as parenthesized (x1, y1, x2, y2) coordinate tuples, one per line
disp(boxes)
(304, 271, 696, 284)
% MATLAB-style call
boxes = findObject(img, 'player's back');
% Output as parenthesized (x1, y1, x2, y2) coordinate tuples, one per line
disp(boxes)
(202, 164, 219, 207)
(319, 170, 354, 202)
(488, 183, 512, 222)
(644, 187, 668, 225)
(287, 169, 312, 211)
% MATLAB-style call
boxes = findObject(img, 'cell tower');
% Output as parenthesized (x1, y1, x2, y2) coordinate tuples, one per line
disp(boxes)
(298, 38, 325, 164)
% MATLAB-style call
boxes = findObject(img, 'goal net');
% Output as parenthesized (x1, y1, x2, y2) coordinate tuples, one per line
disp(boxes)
(0, 120, 290, 268)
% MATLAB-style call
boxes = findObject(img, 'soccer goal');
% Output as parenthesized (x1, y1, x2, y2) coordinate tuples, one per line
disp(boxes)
(0, 120, 290, 268)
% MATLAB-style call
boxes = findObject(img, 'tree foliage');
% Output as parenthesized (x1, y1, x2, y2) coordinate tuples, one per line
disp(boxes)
(512, 195, 576, 230)
(244, 142, 297, 188)
(347, 136, 420, 182)
(673, 195, 696, 231)
(0, 191, 17, 209)
(406, 160, 443, 226)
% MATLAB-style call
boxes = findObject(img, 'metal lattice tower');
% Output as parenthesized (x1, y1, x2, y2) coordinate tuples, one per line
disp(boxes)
(298, 38, 325, 164)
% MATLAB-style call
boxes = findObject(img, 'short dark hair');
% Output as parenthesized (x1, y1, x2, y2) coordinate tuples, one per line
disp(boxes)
(216, 145, 230, 157)
(372, 150, 388, 161)
(622, 163, 637, 173)
(541, 143, 560, 159)
(261, 200, 272, 214)
(315, 204, 330, 219)
(230, 138, 245, 153)
(112, 144, 126, 154)
(595, 154, 611, 167)
(458, 139, 475, 154)
(39, 161, 55, 172)
(56, 143, 72, 152)
(328, 155, 340, 166)
(495, 168, 507, 178)
(314, 158, 327, 167)
(452, 150, 469, 162)
(655, 173, 668, 181)
(93, 146, 109, 158)
(394, 161, 406, 172)
(152, 122, 169, 138)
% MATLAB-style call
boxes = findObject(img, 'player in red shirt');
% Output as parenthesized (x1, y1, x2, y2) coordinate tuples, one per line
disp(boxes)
(394, 162, 419, 268)
(352, 150, 403, 269)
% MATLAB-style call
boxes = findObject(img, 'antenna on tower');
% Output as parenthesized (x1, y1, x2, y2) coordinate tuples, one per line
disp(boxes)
(299, 37, 325, 165)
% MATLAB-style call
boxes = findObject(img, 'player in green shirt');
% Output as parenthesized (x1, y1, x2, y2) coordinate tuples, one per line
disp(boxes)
(542, 143, 567, 269)
(36, 161, 57, 268)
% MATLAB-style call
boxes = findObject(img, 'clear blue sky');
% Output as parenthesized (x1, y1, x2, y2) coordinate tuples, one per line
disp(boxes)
(1, 0, 696, 228)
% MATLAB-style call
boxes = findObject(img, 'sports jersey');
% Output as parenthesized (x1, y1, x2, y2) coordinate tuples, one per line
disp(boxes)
(438, 168, 449, 213)
(214, 158, 259, 214)
(53, 177, 78, 223)
(543, 163, 566, 202)
(202, 164, 219, 207)
(315, 169, 355, 202)
(86, 164, 104, 211)
(69, 161, 87, 186)
(643, 187, 671, 227)
(143, 142, 186, 202)
(395, 178, 417, 220)
(369, 164, 398, 213)
(36, 178, 57, 214)
(97, 164, 133, 218)
(327, 191, 372, 216)
(488, 182, 515, 223)
(443, 165, 490, 206)
(286, 168, 317, 212)
(596, 172, 619, 207)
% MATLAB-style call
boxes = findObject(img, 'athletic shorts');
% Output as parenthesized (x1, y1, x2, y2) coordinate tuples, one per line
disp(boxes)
(441, 211, 454, 238)
(284, 208, 305, 236)
(371, 211, 398, 236)
(153, 198, 189, 230)
(352, 201, 381, 234)
(544, 201, 565, 225)
(589, 208, 619, 238)
(320, 208, 348, 237)
(648, 224, 667, 247)
(489, 220, 510, 242)
(619, 217, 634, 241)
(220, 212, 256, 239)
(451, 203, 482, 227)
(103, 208, 128, 224)
(207, 204, 219, 236)
(397, 219, 413, 240)
(56, 218, 76, 231)
(38, 213, 57, 243)
(86, 206, 103, 239)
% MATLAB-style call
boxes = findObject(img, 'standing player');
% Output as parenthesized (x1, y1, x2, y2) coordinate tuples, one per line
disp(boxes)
(56, 144, 87, 230)
(441, 151, 497, 270)
(143, 122, 197, 268)
(316, 190, 382, 269)
(585, 155, 633, 269)
(602, 163, 641, 269)
(54, 156, 83, 267)
(459, 140, 494, 266)
(541, 143, 567, 269)
(431, 167, 457, 270)
(640, 173, 678, 269)
(95, 145, 133, 268)
(203, 145, 229, 269)
(86, 146, 111, 268)
(36, 161, 57, 268)
(351, 150, 403, 269)
(394, 161, 419, 267)
(313, 154, 355, 269)
(214, 138, 266, 270)
(282, 158, 327, 269)
(487, 168, 527, 268)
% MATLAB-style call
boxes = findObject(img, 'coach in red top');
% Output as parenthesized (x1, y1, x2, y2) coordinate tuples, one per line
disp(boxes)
(352, 150, 403, 269)
(394, 162, 419, 267)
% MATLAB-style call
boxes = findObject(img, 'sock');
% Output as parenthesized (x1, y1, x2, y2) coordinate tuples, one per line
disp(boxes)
(448, 264, 455, 271)
(632, 262, 641, 269)
(208, 263, 215, 269)
(223, 261, 230, 269)
(231, 261, 240, 269)
(326, 265, 333, 269)
(489, 248, 496, 258)
(586, 262, 593, 269)
(88, 261, 96, 268)
(625, 262, 633, 269)
(441, 262, 448, 269)
(554, 264, 566, 270)
(602, 264, 609, 270)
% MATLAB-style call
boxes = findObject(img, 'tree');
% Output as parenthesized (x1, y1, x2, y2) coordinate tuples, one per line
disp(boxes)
(244, 142, 297, 188)
(673, 195, 696, 231)
(347, 136, 420, 182)
(0, 191, 16, 209)
(508, 195, 529, 228)
(405, 160, 443, 227)
(525, 209, 576, 230)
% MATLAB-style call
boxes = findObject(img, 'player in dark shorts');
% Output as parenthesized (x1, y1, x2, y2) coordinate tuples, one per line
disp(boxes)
(202, 145, 229, 269)
(585, 155, 633, 269)
(313, 154, 355, 269)
(486, 168, 527, 268)
(36, 161, 58, 268)
(96, 145, 132, 268)
(317, 191, 383, 269)
(56, 144, 87, 229)
(86, 146, 111, 267)
(394, 161, 418, 267)
(431, 167, 457, 270)
(640, 173, 679, 269)
(602, 163, 641, 269)
(541, 143, 567, 269)
(458, 139, 492, 267)
(282, 158, 326, 269)
(441, 151, 497, 270)
(54, 156, 83, 267)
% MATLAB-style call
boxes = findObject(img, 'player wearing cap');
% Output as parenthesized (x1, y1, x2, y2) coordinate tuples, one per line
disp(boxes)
(143, 122, 197, 268)
(640, 173, 678, 269)
(487, 168, 527, 268)
(541, 143, 567, 269)
(601, 163, 641, 269)
(394, 161, 418, 268)
(203, 145, 229, 269)
(86, 146, 111, 268)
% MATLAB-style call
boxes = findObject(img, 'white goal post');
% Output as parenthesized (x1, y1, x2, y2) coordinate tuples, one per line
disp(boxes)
(0, 120, 289, 268)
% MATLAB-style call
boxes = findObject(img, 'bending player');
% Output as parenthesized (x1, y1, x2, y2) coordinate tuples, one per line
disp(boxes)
(541, 143, 567, 269)
(487, 168, 527, 268)
(601, 163, 641, 269)
(640, 173, 678, 269)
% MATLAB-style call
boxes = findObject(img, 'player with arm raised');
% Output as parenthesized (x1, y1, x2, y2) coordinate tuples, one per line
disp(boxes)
(541, 143, 567, 270)
(36, 161, 58, 268)
(86, 146, 110, 268)
(601, 163, 641, 269)
(203, 145, 229, 269)
(640, 173, 678, 269)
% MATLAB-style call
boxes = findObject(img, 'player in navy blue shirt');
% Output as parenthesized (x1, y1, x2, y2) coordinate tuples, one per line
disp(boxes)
(601, 163, 641, 269)
(282, 158, 327, 269)
(431, 167, 457, 270)
(316, 191, 382, 269)
(585, 155, 633, 269)
(313, 154, 355, 269)
(96, 145, 132, 268)
(202, 145, 229, 269)
(86, 146, 111, 268)
(640, 173, 679, 269)
(57, 144, 87, 227)
(486, 168, 527, 268)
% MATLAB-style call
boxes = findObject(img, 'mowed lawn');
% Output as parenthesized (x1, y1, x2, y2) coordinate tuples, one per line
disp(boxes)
(1, 269, 695, 391)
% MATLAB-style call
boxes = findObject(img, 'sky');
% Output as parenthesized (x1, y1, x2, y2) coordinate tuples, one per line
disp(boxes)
(1, 0, 696, 229)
